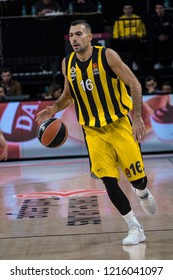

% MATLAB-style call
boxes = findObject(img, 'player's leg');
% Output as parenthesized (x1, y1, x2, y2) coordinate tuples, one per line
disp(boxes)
(101, 176, 146, 245)
(113, 116, 157, 215)
(83, 125, 146, 245)
(131, 176, 157, 214)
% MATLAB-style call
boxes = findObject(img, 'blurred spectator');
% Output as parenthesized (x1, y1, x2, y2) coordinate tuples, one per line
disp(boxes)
(143, 76, 161, 94)
(71, 0, 97, 13)
(42, 83, 63, 99)
(1, 69, 22, 96)
(112, 1, 146, 71)
(0, 85, 6, 102)
(0, 129, 8, 161)
(161, 81, 173, 93)
(35, 0, 62, 15)
(150, 2, 173, 70)
(113, 2, 146, 39)
(48, 82, 63, 98)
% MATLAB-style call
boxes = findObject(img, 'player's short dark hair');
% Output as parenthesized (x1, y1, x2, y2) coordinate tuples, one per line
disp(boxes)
(70, 19, 92, 32)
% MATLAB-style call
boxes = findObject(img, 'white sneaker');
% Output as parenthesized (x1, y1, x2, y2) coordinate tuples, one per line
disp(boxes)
(140, 190, 157, 214)
(123, 226, 146, 246)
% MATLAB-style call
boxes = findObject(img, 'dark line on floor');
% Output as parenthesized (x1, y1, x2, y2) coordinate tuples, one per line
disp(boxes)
(0, 228, 173, 240)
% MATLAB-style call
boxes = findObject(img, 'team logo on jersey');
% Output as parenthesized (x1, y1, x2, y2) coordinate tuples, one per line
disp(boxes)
(70, 66, 76, 80)
(125, 168, 132, 178)
(92, 63, 99, 75)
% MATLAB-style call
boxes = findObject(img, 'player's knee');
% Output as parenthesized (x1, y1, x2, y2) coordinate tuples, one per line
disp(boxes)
(101, 177, 119, 188)
(131, 176, 148, 190)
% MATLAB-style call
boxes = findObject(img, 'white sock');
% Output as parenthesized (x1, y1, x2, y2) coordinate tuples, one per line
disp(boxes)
(135, 188, 148, 198)
(123, 210, 141, 229)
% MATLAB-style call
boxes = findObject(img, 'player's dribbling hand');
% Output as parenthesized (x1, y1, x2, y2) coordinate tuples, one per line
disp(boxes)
(36, 106, 55, 125)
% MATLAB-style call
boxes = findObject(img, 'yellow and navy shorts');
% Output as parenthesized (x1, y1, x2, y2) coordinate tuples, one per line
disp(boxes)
(83, 115, 146, 182)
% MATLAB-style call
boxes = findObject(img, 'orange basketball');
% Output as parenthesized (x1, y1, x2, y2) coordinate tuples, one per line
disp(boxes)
(37, 118, 68, 148)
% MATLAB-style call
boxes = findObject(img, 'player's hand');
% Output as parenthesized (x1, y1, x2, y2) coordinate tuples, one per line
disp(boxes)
(36, 106, 55, 125)
(132, 117, 146, 142)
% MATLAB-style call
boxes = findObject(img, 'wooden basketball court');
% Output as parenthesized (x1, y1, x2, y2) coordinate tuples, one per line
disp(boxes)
(0, 154, 173, 260)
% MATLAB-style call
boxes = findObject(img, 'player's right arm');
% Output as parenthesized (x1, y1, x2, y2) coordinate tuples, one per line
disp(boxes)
(36, 58, 73, 125)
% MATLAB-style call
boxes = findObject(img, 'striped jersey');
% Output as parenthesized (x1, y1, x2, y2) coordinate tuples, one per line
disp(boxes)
(66, 46, 132, 127)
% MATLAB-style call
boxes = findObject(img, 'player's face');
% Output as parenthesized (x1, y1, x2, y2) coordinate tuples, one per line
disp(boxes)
(69, 24, 92, 53)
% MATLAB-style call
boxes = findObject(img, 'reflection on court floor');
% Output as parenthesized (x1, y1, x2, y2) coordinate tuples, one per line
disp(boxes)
(0, 156, 173, 260)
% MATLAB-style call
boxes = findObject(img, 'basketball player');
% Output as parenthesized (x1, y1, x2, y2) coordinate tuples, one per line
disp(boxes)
(36, 19, 157, 245)
(0, 129, 8, 160)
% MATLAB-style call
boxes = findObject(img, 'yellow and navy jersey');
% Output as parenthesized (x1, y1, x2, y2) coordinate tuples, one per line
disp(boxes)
(65, 46, 133, 127)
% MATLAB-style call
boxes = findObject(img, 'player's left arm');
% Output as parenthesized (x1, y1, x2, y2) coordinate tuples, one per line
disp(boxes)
(105, 48, 145, 142)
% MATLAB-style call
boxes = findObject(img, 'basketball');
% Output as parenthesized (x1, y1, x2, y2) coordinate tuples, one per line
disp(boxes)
(37, 118, 68, 148)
